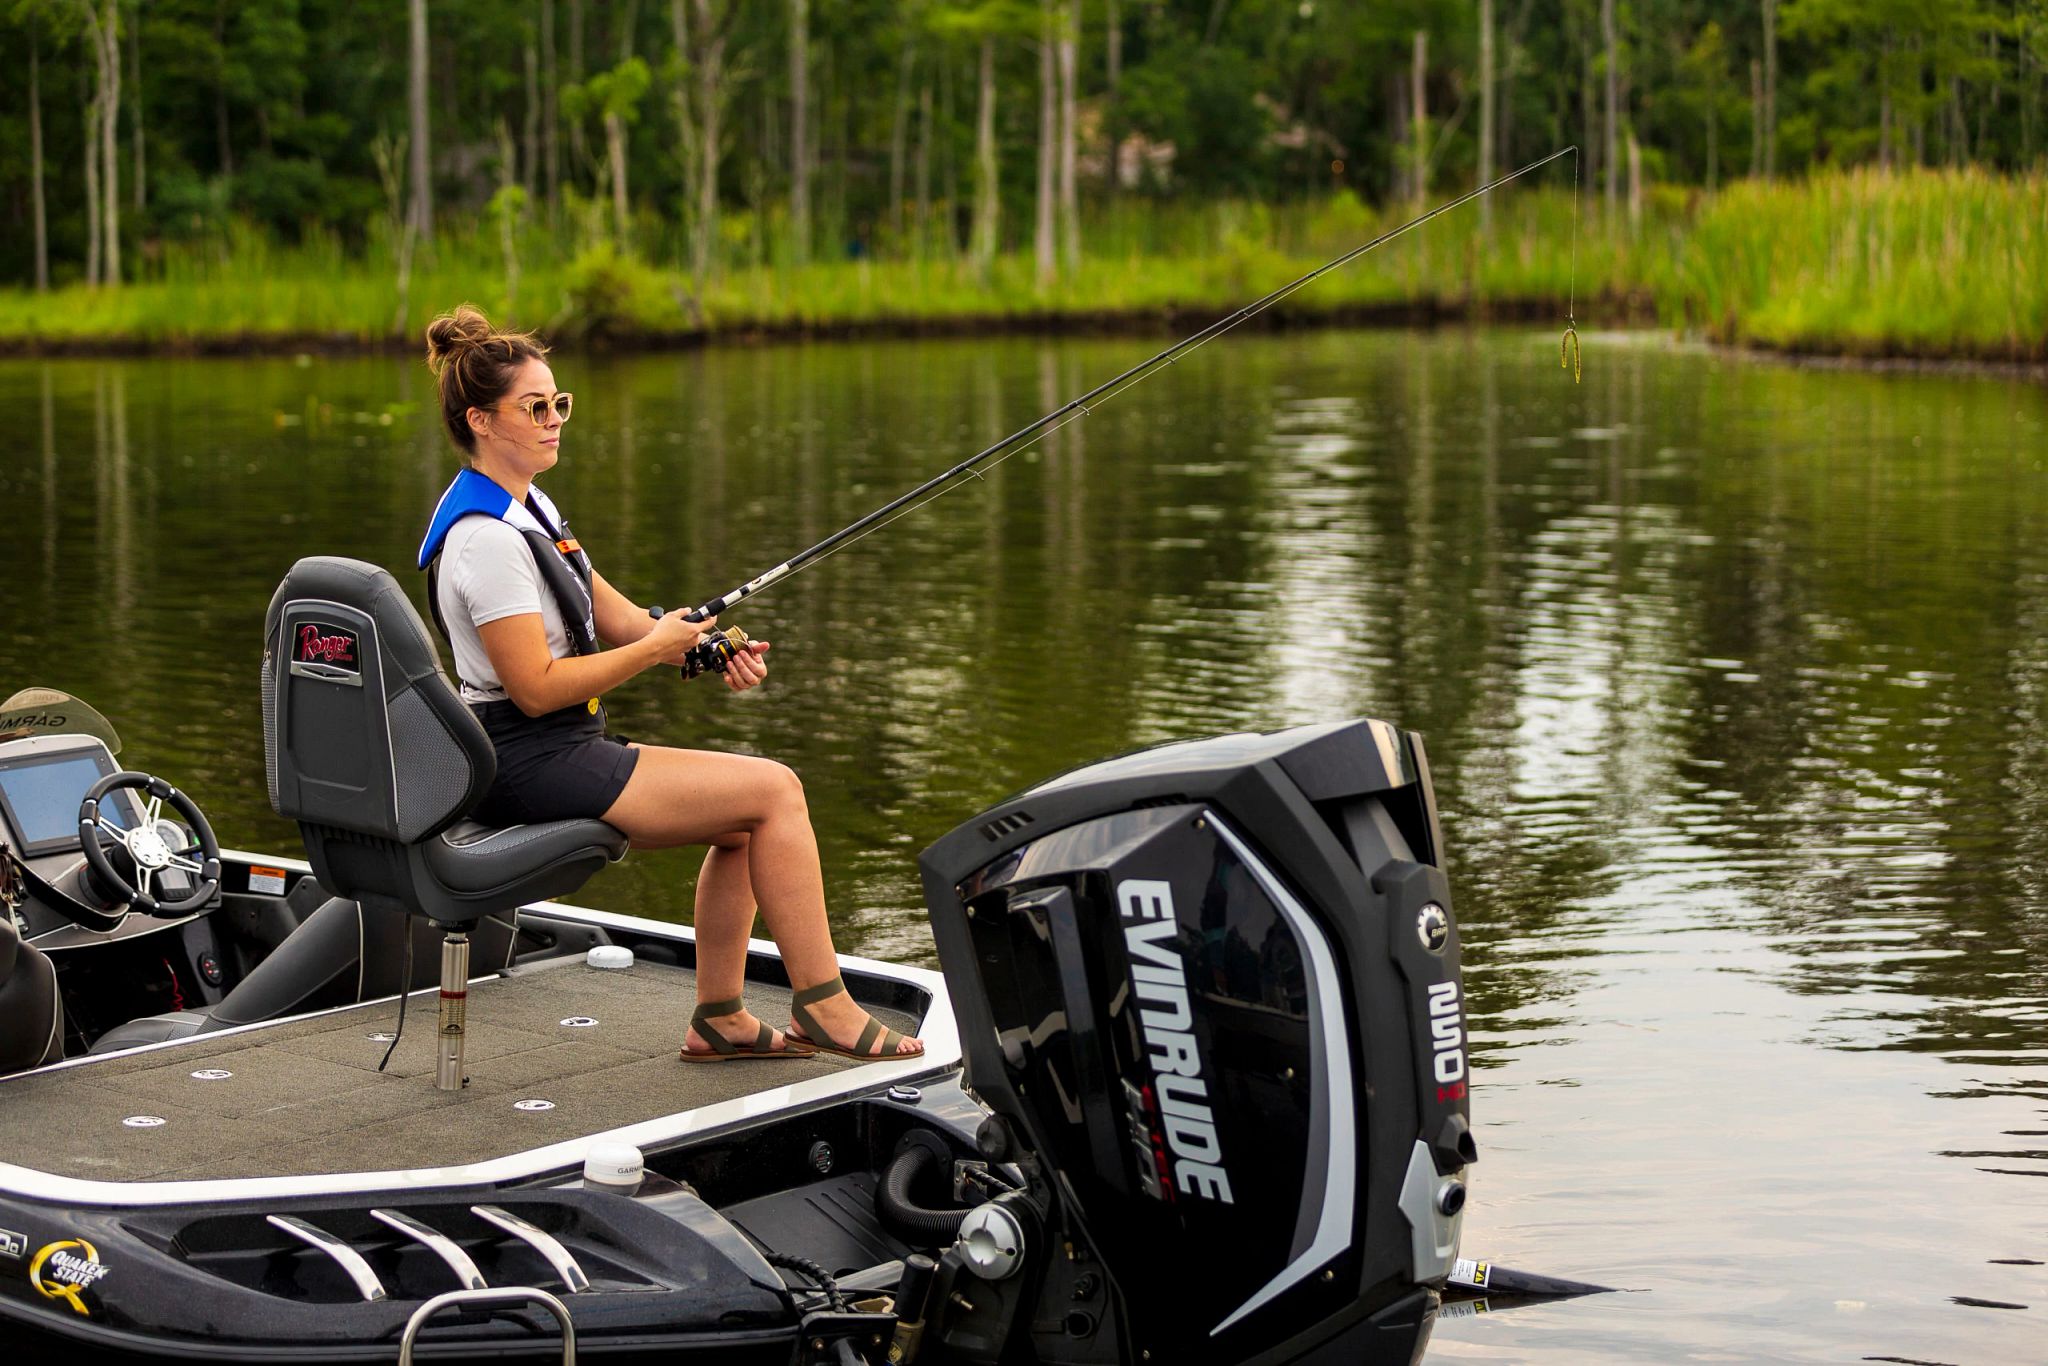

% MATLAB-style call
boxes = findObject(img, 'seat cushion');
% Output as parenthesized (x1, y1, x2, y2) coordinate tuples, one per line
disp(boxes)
(88, 1009, 214, 1055)
(425, 819, 628, 895)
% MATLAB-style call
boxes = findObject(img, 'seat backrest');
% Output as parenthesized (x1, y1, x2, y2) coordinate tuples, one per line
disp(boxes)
(262, 556, 493, 852)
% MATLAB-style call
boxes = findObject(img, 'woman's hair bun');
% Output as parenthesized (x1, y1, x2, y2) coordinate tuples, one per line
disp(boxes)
(424, 304, 497, 374)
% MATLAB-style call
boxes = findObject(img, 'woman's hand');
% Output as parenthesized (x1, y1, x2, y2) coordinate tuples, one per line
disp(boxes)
(722, 640, 771, 693)
(641, 611, 716, 667)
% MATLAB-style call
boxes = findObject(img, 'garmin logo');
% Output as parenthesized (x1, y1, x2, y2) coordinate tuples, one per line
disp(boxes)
(1118, 878, 1234, 1205)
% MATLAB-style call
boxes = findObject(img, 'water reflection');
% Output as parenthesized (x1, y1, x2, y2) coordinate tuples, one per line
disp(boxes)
(1, 331, 2045, 1358)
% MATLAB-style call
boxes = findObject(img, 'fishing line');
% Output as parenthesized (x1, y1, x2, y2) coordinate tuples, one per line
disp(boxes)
(685, 146, 1583, 622)
(1562, 147, 1582, 383)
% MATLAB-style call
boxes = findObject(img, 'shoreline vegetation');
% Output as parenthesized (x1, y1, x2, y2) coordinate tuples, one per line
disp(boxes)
(0, 170, 2041, 365)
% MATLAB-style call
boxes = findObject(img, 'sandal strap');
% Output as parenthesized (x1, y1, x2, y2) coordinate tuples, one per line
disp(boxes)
(788, 975, 847, 1042)
(853, 1016, 883, 1057)
(754, 1019, 776, 1053)
(788, 975, 847, 1010)
(692, 995, 748, 1056)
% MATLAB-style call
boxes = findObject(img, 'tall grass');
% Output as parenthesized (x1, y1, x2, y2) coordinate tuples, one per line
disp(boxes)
(1665, 168, 2048, 361)
(0, 171, 2040, 361)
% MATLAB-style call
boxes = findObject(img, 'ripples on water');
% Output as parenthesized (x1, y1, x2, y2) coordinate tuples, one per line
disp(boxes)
(1, 331, 2044, 1362)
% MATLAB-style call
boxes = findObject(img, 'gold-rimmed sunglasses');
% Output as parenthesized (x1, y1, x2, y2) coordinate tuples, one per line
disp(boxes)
(493, 392, 574, 426)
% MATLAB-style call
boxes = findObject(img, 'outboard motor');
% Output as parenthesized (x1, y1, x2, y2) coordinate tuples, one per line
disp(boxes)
(919, 719, 1472, 1365)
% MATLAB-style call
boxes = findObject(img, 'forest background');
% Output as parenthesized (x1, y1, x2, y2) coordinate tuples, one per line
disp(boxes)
(1, 0, 2044, 360)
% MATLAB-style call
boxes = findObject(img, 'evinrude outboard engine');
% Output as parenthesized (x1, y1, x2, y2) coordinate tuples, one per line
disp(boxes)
(920, 719, 1473, 1365)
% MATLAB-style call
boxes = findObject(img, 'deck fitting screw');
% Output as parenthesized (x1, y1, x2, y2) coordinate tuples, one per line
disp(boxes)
(811, 1339, 825, 1351)
(1321, 1269, 1334, 1283)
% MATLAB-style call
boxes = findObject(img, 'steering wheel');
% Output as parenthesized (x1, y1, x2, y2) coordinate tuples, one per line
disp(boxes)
(77, 771, 222, 916)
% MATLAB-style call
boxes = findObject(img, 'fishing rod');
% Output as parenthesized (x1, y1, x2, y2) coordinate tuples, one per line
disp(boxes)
(659, 146, 1582, 677)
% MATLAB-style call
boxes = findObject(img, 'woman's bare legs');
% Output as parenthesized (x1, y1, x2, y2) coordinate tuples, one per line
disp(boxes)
(601, 745, 923, 1057)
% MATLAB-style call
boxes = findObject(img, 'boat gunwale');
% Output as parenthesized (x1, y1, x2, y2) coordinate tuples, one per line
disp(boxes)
(2, 866, 960, 1208)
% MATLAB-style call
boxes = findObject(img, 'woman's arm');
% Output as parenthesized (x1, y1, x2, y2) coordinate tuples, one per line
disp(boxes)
(591, 571, 656, 648)
(479, 609, 712, 717)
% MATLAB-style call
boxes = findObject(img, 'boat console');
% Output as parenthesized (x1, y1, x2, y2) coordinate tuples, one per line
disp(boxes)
(0, 558, 1485, 1365)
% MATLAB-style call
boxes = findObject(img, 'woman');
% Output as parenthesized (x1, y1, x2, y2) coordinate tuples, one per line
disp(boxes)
(416, 304, 922, 1064)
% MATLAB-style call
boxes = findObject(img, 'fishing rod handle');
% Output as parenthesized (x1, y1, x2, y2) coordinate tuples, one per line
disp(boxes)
(648, 606, 750, 680)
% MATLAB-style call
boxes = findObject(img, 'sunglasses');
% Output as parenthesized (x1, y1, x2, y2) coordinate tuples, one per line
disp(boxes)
(493, 392, 574, 426)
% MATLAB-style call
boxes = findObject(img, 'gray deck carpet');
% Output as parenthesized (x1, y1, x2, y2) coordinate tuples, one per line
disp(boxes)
(0, 960, 920, 1183)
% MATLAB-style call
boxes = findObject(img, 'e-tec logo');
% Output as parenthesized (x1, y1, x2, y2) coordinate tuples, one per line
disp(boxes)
(1117, 878, 1234, 1206)
(1428, 981, 1468, 1104)
(29, 1238, 111, 1317)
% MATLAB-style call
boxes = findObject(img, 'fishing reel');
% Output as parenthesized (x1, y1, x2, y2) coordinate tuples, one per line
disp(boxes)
(648, 606, 753, 680)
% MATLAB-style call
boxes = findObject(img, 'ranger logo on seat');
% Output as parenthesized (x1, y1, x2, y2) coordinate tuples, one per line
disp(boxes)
(1118, 877, 1234, 1206)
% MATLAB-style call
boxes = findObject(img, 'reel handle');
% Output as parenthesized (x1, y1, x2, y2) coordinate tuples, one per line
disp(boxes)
(648, 606, 751, 680)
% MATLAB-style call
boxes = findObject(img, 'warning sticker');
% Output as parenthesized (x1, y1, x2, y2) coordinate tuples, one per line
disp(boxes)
(248, 867, 288, 896)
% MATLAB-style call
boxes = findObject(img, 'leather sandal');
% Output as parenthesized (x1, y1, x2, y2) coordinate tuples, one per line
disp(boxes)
(681, 994, 817, 1063)
(786, 975, 920, 1060)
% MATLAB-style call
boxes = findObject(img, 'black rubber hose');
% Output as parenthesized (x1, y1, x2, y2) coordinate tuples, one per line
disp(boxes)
(876, 1144, 971, 1244)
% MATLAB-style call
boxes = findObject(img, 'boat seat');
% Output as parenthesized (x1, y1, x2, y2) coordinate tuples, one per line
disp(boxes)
(0, 913, 64, 1074)
(257, 555, 628, 1088)
(85, 894, 527, 1056)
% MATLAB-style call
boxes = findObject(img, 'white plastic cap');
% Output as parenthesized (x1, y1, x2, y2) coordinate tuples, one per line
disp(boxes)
(586, 945, 635, 970)
(584, 1141, 645, 1187)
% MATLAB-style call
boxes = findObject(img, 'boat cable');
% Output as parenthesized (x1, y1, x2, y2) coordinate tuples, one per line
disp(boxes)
(674, 146, 1582, 632)
(378, 911, 416, 1072)
(761, 1251, 850, 1312)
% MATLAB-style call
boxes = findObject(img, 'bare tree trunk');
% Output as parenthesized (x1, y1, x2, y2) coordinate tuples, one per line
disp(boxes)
(1761, 0, 1777, 180)
(542, 0, 559, 211)
(1057, 3, 1079, 271)
(409, 0, 433, 240)
(1035, 3, 1057, 288)
(568, 0, 589, 175)
(30, 28, 49, 291)
(129, 1, 144, 213)
(888, 42, 915, 249)
(1749, 57, 1763, 175)
(1478, 0, 1494, 234)
(670, 0, 700, 266)
(1104, 0, 1121, 194)
(1626, 129, 1641, 233)
(1601, 0, 1617, 215)
(1410, 30, 1428, 204)
(213, 0, 232, 176)
(971, 36, 998, 274)
(84, 93, 101, 286)
(523, 32, 540, 199)
(96, 0, 122, 286)
(789, 0, 810, 264)
(691, 0, 729, 282)
(604, 13, 635, 247)
(914, 81, 932, 258)
(1706, 99, 1718, 190)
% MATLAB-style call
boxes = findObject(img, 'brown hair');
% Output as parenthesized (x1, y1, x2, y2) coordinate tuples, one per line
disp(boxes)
(423, 304, 549, 457)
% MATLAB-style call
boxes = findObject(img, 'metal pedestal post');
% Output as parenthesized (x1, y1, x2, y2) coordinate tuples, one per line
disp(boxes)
(436, 930, 470, 1091)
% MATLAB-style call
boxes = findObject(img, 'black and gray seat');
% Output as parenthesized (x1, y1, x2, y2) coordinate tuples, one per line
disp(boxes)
(260, 555, 626, 1088)
(86, 895, 524, 1053)
(0, 914, 64, 1073)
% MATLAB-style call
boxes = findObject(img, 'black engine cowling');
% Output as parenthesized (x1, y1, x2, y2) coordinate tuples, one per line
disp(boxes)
(920, 719, 1472, 1365)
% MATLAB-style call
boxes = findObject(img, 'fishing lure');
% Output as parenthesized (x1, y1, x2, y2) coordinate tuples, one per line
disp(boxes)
(1561, 326, 1581, 383)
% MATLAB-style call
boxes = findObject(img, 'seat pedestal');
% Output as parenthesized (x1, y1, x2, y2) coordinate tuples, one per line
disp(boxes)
(437, 930, 470, 1091)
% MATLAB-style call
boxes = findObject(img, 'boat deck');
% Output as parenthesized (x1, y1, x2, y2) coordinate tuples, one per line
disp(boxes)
(1, 958, 919, 1184)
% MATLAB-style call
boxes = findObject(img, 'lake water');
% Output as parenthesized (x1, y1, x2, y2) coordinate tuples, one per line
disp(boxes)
(1, 330, 2043, 1363)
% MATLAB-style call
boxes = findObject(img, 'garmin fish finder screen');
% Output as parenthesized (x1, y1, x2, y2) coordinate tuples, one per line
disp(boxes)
(0, 754, 129, 849)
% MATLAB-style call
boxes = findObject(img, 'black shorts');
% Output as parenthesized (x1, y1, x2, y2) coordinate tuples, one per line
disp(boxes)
(468, 700, 640, 826)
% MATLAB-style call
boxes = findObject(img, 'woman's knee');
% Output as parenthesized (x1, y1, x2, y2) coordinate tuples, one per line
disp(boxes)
(760, 759, 806, 813)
